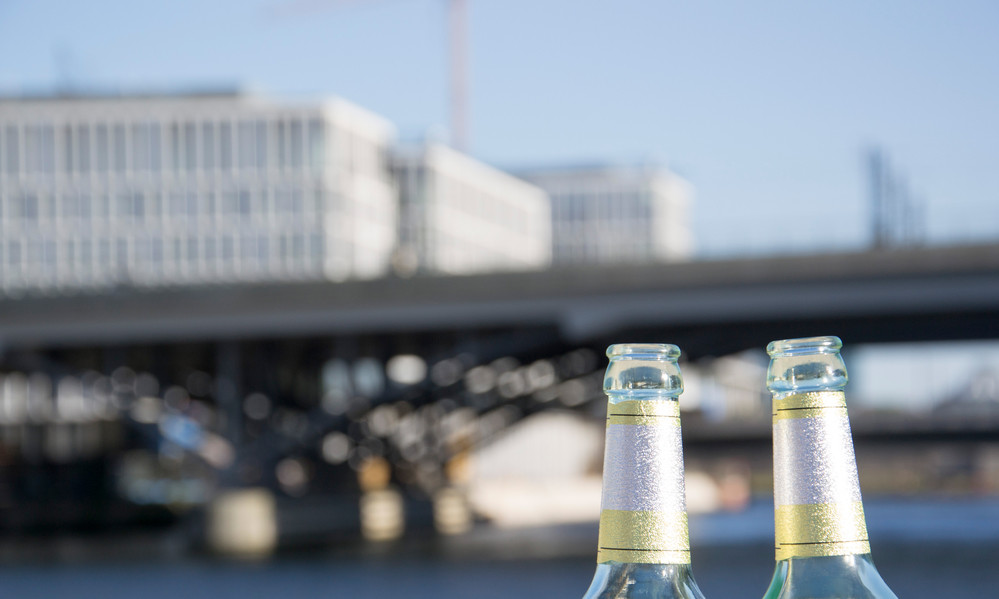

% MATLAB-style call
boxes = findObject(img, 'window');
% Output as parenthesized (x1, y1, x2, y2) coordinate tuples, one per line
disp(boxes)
(169, 192, 185, 217)
(204, 236, 216, 264)
(204, 192, 216, 220)
(7, 241, 21, 269)
(113, 124, 127, 172)
(290, 120, 303, 168)
(184, 122, 197, 171)
(24, 125, 40, 173)
(96, 124, 109, 171)
(96, 194, 110, 220)
(170, 123, 181, 173)
(4, 126, 18, 175)
(257, 235, 269, 265)
(273, 188, 289, 216)
(222, 191, 237, 215)
(202, 122, 215, 170)
(62, 193, 79, 220)
(279, 234, 289, 260)
(276, 120, 287, 169)
(99, 239, 111, 268)
(116, 238, 129, 271)
(313, 187, 325, 216)
(291, 189, 303, 219)
(187, 236, 199, 263)
(255, 120, 268, 169)
(308, 119, 325, 171)
(41, 125, 55, 174)
(77, 124, 91, 172)
(239, 190, 251, 219)
(133, 192, 145, 222)
(63, 125, 74, 173)
(132, 123, 149, 171)
(240, 234, 255, 262)
(149, 123, 161, 172)
(237, 120, 254, 169)
(80, 240, 92, 271)
(79, 194, 91, 220)
(148, 192, 162, 219)
(309, 232, 323, 263)
(258, 188, 269, 217)
(219, 122, 232, 170)
(150, 237, 163, 265)
(24, 194, 38, 222)
(117, 194, 132, 222)
(134, 237, 150, 268)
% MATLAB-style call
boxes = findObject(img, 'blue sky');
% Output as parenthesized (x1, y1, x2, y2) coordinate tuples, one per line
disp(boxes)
(1, 0, 997, 255)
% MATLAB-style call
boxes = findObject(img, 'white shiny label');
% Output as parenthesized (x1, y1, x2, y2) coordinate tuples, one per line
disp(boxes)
(773, 413, 862, 507)
(601, 422, 686, 512)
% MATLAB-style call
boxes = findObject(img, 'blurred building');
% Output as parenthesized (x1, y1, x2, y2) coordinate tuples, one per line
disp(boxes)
(0, 91, 397, 294)
(519, 164, 692, 265)
(392, 143, 551, 275)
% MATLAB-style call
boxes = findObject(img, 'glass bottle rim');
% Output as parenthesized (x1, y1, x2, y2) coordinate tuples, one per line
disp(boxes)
(606, 343, 681, 360)
(767, 335, 842, 357)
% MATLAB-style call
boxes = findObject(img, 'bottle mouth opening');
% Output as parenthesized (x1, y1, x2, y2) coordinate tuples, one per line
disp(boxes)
(767, 336, 842, 357)
(606, 343, 681, 360)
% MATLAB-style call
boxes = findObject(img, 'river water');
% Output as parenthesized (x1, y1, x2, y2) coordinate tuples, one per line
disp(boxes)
(2, 498, 997, 598)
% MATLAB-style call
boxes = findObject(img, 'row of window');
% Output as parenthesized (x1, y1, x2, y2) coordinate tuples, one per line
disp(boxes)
(0, 186, 338, 226)
(0, 117, 333, 176)
(0, 232, 327, 284)
(551, 190, 656, 223)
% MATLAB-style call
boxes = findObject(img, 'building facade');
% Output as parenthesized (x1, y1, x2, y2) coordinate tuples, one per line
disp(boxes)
(520, 165, 692, 265)
(393, 143, 551, 275)
(0, 92, 397, 295)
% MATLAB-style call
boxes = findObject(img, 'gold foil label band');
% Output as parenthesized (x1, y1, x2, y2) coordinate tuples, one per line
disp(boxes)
(606, 414, 680, 426)
(597, 509, 690, 564)
(774, 502, 870, 560)
(773, 391, 847, 420)
(608, 400, 681, 417)
(607, 400, 680, 426)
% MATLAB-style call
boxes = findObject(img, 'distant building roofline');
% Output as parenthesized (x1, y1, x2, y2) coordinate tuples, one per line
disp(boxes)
(0, 84, 251, 103)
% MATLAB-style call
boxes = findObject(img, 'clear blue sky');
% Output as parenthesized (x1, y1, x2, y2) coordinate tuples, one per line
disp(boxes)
(1, 0, 997, 255)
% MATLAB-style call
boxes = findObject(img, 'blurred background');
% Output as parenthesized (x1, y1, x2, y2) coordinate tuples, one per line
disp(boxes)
(0, 0, 998, 597)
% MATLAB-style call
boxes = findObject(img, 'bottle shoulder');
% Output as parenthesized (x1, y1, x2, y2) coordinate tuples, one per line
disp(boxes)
(763, 555, 898, 599)
(582, 563, 706, 599)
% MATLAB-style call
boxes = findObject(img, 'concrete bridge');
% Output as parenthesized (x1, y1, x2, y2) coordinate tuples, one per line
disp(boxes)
(0, 241, 997, 359)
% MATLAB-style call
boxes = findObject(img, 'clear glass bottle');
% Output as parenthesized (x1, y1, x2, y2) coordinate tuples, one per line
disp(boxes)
(762, 336, 897, 599)
(582, 343, 706, 599)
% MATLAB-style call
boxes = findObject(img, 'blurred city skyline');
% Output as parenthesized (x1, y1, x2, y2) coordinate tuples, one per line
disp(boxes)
(1, 0, 997, 256)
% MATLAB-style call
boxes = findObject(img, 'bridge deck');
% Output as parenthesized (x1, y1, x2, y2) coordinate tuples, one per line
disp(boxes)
(1, 242, 997, 354)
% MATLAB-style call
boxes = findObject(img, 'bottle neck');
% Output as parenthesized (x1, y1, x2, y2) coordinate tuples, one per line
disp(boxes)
(597, 392, 689, 566)
(772, 390, 870, 562)
(585, 562, 702, 598)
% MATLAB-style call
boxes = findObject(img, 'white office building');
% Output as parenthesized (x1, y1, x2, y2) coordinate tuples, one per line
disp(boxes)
(0, 91, 397, 295)
(392, 143, 551, 275)
(520, 165, 692, 265)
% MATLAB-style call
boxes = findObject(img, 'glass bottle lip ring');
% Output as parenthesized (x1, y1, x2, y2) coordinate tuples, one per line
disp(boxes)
(607, 343, 681, 360)
(767, 336, 842, 357)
